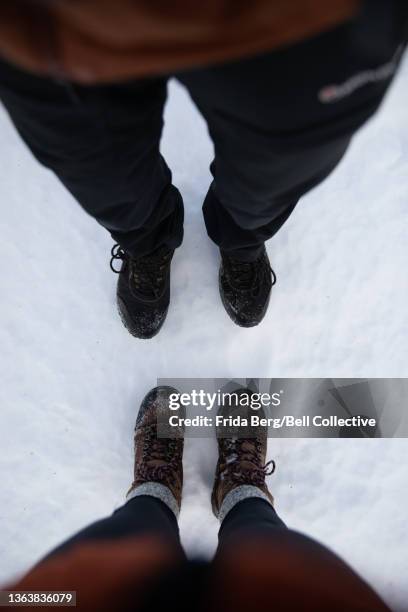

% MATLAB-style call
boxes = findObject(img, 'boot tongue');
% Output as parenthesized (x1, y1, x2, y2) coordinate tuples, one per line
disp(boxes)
(233, 262, 254, 287)
(241, 441, 256, 452)
(239, 459, 258, 471)
(147, 459, 168, 468)
(132, 247, 170, 299)
(239, 441, 260, 469)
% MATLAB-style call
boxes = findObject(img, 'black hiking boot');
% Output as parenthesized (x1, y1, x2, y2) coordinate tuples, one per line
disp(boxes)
(219, 247, 276, 327)
(110, 244, 174, 339)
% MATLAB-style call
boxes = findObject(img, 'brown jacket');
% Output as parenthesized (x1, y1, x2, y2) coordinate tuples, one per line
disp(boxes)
(0, 0, 359, 83)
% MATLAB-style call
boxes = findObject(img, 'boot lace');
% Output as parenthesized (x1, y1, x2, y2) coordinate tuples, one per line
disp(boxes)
(110, 244, 171, 300)
(223, 252, 276, 297)
(219, 438, 275, 487)
(136, 423, 182, 487)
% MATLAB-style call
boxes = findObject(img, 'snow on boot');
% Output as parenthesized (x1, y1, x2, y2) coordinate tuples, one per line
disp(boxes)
(211, 389, 275, 520)
(127, 386, 184, 516)
(110, 244, 174, 339)
(219, 247, 276, 327)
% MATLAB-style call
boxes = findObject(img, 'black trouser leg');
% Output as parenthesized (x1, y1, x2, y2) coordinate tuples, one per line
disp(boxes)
(217, 498, 287, 552)
(178, 23, 404, 261)
(0, 58, 184, 257)
(43, 496, 184, 561)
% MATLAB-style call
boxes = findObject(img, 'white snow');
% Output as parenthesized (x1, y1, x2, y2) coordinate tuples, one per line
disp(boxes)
(0, 55, 407, 610)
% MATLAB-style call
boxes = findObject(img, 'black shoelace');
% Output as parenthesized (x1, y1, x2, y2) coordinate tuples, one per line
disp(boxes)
(110, 244, 171, 300)
(223, 252, 276, 296)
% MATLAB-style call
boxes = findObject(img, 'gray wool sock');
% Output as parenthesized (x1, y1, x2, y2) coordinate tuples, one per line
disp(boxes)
(126, 482, 180, 518)
(217, 485, 273, 523)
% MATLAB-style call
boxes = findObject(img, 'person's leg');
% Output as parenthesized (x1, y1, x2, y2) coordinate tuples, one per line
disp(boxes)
(42, 385, 185, 562)
(217, 497, 286, 550)
(211, 389, 281, 535)
(0, 57, 183, 258)
(178, 22, 405, 261)
(210, 394, 389, 610)
(212, 505, 389, 611)
(46, 494, 183, 560)
(0, 58, 183, 337)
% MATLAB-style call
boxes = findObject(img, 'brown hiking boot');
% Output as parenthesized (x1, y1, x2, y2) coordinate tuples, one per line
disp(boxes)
(211, 390, 275, 521)
(127, 386, 184, 516)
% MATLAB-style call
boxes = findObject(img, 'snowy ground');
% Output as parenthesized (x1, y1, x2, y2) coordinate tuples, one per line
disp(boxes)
(0, 54, 407, 610)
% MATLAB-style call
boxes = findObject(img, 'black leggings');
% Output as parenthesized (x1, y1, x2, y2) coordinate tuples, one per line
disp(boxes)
(29, 494, 389, 611)
(45, 495, 286, 561)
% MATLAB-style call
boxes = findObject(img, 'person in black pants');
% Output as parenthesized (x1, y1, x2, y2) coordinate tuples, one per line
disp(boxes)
(0, 8, 406, 337)
(7, 387, 389, 611)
